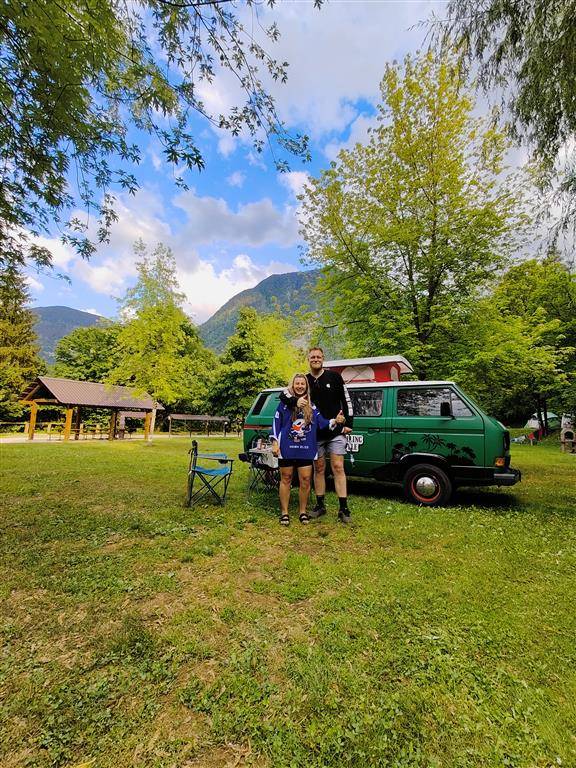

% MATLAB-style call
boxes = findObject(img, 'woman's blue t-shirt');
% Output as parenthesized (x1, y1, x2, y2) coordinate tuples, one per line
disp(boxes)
(271, 402, 334, 460)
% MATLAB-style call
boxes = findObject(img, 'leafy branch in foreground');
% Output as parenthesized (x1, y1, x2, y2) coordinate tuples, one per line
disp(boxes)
(0, 0, 320, 269)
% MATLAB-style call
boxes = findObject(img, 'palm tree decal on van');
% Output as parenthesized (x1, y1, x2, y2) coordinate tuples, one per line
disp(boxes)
(423, 434, 446, 450)
(392, 435, 477, 465)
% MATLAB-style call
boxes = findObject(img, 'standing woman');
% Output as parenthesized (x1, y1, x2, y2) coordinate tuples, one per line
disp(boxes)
(271, 374, 345, 525)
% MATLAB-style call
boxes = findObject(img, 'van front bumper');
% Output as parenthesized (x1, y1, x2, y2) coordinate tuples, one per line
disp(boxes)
(493, 467, 522, 486)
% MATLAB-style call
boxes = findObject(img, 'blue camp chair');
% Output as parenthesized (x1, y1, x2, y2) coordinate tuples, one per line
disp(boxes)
(186, 440, 234, 506)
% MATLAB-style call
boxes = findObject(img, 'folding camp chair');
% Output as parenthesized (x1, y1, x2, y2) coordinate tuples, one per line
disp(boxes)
(186, 440, 234, 506)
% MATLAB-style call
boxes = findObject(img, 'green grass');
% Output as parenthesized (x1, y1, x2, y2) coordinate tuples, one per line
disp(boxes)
(0, 437, 575, 767)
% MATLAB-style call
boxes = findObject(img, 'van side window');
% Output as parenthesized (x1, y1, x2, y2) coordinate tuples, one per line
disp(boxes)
(397, 387, 474, 418)
(350, 389, 383, 417)
(251, 393, 269, 415)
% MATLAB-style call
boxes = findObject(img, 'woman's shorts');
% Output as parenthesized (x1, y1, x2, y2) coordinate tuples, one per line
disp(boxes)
(278, 458, 314, 468)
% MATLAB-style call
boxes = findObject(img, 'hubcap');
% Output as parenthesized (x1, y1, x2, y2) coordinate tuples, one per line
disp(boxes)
(414, 476, 438, 498)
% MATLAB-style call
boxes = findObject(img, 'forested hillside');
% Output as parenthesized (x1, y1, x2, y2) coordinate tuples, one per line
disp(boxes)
(31, 307, 105, 364)
(199, 270, 320, 352)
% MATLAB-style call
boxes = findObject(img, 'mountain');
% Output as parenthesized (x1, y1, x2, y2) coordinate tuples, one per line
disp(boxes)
(198, 269, 321, 352)
(32, 306, 107, 364)
(31, 270, 322, 363)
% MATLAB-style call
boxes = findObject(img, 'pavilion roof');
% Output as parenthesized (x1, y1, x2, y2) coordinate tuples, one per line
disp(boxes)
(21, 377, 163, 411)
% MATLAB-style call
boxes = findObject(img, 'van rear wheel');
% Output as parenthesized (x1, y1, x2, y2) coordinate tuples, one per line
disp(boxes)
(403, 464, 452, 507)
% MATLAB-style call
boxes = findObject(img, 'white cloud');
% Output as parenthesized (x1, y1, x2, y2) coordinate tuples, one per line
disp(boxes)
(80, 307, 100, 315)
(31, 187, 302, 319)
(33, 235, 75, 270)
(227, 171, 246, 188)
(247, 151, 267, 171)
(278, 171, 310, 199)
(324, 113, 378, 160)
(173, 190, 299, 247)
(70, 188, 175, 295)
(194, 1, 440, 149)
(149, 149, 162, 171)
(178, 254, 297, 323)
(25, 274, 45, 294)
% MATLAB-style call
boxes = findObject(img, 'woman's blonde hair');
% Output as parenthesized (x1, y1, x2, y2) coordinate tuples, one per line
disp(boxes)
(289, 373, 313, 425)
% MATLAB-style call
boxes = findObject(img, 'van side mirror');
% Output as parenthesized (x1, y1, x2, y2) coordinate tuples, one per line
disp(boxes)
(440, 401, 453, 418)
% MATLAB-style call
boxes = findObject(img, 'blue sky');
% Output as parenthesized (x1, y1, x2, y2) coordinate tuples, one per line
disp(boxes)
(27, 1, 446, 325)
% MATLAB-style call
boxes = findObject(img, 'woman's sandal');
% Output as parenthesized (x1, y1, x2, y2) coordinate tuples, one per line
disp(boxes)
(279, 514, 290, 526)
(299, 512, 310, 525)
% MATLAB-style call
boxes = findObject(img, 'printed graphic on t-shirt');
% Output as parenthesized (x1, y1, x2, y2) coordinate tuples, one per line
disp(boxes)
(289, 417, 312, 442)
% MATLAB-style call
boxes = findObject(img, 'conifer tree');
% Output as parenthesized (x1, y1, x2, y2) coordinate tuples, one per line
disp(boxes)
(0, 265, 43, 419)
(209, 307, 303, 427)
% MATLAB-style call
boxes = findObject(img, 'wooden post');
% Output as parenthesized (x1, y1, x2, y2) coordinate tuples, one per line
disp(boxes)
(63, 407, 73, 441)
(108, 410, 118, 440)
(149, 405, 157, 440)
(28, 402, 38, 441)
(168, 416, 172, 438)
(74, 407, 81, 440)
(144, 411, 152, 441)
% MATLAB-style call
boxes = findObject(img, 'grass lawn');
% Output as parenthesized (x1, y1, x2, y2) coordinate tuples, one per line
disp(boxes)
(1, 437, 575, 767)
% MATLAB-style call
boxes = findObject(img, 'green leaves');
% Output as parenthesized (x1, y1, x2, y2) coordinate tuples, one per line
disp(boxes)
(209, 306, 304, 426)
(0, 264, 43, 419)
(0, 0, 315, 269)
(107, 241, 215, 408)
(302, 51, 529, 378)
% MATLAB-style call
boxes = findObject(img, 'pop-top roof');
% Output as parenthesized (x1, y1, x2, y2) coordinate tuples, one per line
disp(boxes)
(21, 376, 162, 410)
(324, 356, 413, 373)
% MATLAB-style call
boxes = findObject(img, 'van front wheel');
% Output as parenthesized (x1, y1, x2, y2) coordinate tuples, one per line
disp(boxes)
(403, 464, 452, 507)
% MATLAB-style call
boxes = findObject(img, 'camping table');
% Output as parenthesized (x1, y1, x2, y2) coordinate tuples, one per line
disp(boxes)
(248, 448, 279, 491)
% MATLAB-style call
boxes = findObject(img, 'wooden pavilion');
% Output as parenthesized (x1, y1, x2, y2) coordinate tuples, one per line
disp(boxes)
(20, 377, 163, 441)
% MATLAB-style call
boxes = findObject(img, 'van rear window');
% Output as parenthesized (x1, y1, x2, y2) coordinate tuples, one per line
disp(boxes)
(250, 392, 280, 416)
(250, 393, 269, 415)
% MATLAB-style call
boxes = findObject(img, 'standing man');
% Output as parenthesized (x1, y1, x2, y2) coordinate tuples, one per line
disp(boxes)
(280, 347, 354, 522)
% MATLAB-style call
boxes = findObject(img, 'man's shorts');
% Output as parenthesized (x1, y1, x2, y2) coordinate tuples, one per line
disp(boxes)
(278, 458, 314, 468)
(317, 434, 348, 458)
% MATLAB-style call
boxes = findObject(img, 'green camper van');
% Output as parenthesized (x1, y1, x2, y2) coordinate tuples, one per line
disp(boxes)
(241, 380, 521, 506)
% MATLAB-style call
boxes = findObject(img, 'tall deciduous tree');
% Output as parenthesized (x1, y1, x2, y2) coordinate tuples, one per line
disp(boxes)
(54, 324, 121, 383)
(0, 264, 43, 419)
(0, 0, 318, 270)
(108, 241, 214, 408)
(302, 52, 528, 378)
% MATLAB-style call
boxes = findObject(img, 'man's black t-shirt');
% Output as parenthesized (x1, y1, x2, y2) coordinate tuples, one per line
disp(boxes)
(280, 369, 353, 440)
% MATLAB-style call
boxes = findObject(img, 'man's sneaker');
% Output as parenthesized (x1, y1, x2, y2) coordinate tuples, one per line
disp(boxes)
(309, 504, 327, 519)
(338, 508, 351, 524)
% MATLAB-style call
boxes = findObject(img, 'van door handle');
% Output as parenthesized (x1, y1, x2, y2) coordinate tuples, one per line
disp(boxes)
(392, 428, 404, 433)
(367, 427, 382, 433)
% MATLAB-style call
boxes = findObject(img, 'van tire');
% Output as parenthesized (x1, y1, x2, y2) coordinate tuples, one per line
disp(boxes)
(403, 464, 452, 507)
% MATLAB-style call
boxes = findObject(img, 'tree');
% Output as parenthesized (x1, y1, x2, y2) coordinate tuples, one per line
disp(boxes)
(442, 0, 576, 229)
(0, 264, 43, 419)
(209, 307, 302, 426)
(485, 256, 576, 422)
(0, 0, 318, 270)
(302, 52, 528, 378)
(108, 241, 214, 408)
(257, 313, 305, 385)
(54, 324, 122, 382)
(451, 297, 573, 428)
